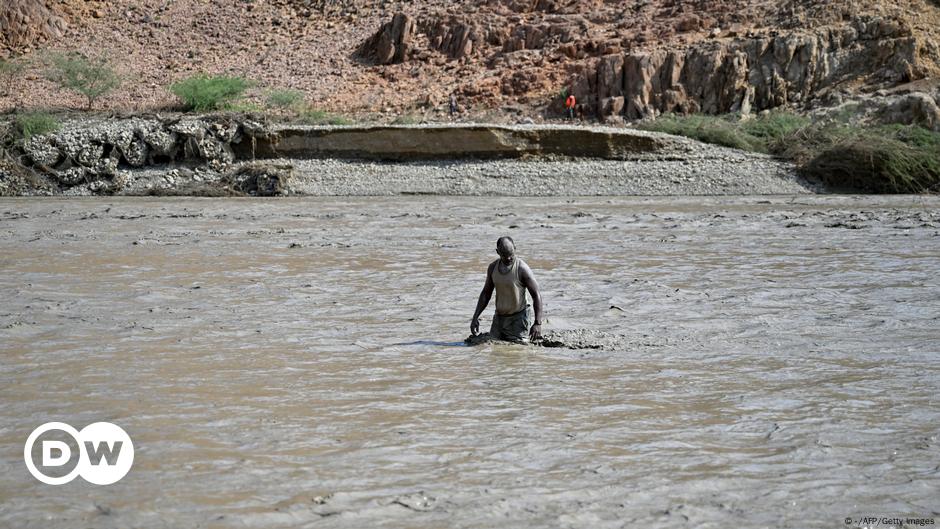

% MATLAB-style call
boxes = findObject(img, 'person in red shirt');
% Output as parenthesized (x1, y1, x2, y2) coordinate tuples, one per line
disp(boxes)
(565, 93, 576, 120)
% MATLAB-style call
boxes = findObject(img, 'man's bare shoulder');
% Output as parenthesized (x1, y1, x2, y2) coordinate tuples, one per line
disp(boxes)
(517, 258, 533, 273)
(486, 259, 499, 275)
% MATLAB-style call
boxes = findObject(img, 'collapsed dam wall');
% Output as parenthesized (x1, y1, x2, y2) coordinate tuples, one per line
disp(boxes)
(251, 124, 668, 160)
(5, 116, 684, 193)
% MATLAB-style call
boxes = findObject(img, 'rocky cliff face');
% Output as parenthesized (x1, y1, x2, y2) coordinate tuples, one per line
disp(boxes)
(575, 15, 931, 120)
(353, 0, 940, 119)
(2, 0, 939, 120)
(0, 0, 67, 54)
(355, 13, 416, 64)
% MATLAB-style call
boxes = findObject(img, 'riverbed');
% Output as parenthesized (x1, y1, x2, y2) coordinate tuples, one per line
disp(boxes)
(1, 195, 938, 528)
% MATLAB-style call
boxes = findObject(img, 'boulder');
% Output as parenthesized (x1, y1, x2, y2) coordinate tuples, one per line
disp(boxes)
(356, 13, 415, 64)
(422, 16, 478, 59)
(600, 96, 625, 118)
(121, 139, 149, 167)
(54, 167, 87, 187)
(0, 0, 66, 52)
(142, 128, 178, 160)
(95, 155, 118, 177)
(876, 91, 940, 131)
(75, 143, 104, 167)
(227, 163, 292, 196)
(22, 136, 61, 167)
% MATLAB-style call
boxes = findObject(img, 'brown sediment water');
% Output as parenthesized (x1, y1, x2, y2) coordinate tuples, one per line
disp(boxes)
(0, 195, 938, 528)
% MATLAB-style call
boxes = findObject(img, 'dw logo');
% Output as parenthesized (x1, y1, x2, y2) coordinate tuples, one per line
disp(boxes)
(24, 422, 134, 485)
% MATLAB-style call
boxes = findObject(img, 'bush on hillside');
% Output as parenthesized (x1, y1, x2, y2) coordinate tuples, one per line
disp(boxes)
(638, 113, 761, 151)
(639, 110, 940, 193)
(298, 108, 351, 125)
(784, 123, 940, 193)
(265, 89, 305, 111)
(45, 52, 121, 110)
(170, 74, 252, 112)
(13, 111, 60, 140)
(638, 111, 810, 153)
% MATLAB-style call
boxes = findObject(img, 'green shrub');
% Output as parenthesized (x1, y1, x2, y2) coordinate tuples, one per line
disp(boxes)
(298, 108, 351, 125)
(391, 114, 420, 125)
(639, 111, 812, 153)
(301, 109, 328, 122)
(638, 110, 940, 193)
(326, 115, 352, 125)
(170, 74, 252, 112)
(638, 113, 761, 151)
(740, 110, 810, 145)
(265, 89, 304, 110)
(13, 112, 60, 140)
(45, 52, 121, 109)
(785, 123, 940, 193)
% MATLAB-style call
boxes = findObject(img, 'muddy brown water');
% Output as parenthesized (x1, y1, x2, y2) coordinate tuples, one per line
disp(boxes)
(1, 195, 939, 528)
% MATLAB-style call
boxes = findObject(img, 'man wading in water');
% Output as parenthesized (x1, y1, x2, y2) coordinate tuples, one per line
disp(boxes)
(470, 237, 543, 343)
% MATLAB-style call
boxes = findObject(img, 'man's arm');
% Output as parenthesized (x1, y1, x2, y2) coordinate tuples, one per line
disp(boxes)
(471, 262, 496, 335)
(519, 262, 542, 340)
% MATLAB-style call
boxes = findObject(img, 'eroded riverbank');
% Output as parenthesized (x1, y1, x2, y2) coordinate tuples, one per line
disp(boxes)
(1, 118, 816, 196)
(1, 195, 938, 528)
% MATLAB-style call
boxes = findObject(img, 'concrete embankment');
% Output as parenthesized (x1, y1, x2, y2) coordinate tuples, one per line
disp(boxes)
(251, 124, 669, 161)
(0, 115, 816, 196)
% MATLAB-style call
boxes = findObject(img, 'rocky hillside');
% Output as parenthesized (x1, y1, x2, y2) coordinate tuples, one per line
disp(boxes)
(1, 0, 939, 121)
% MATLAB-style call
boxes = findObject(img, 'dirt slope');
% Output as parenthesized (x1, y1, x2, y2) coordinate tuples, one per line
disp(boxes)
(1, 0, 939, 119)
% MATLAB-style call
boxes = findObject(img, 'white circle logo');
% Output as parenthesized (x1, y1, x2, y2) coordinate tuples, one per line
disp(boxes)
(24, 422, 134, 485)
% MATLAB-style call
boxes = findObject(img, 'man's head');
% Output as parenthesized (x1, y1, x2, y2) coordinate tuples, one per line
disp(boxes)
(496, 236, 515, 264)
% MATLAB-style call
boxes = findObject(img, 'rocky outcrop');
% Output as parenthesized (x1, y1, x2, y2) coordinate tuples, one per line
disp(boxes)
(358, 13, 483, 64)
(355, 13, 416, 64)
(811, 87, 940, 131)
(501, 17, 585, 53)
(0, 0, 67, 54)
(4, 0, 938, 118)
(875, 91, 940, 131)
(420, 16, 479, 60)
(346, 1, 940, 120)
(578, 15, 930, 120)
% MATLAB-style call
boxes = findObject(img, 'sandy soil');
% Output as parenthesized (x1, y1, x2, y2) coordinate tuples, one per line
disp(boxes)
(2, 0, 939, 118)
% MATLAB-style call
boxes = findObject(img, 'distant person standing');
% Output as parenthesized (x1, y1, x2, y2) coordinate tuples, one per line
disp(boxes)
(565, 92, 576, 120)
(449, 93, 458, 118)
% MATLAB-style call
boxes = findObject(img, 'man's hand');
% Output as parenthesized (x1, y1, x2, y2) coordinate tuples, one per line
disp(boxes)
(471, 317, 480, 336)
(529, 323, 542, 341)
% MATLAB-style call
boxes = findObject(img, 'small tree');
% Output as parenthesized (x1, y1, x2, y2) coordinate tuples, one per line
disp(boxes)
(45, 52, 121, 110)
